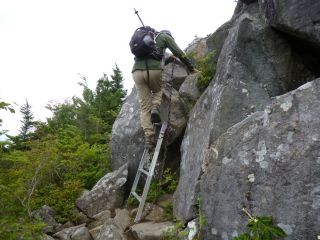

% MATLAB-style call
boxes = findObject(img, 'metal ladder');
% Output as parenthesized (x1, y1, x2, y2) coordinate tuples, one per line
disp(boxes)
(129, 122, 168, 223)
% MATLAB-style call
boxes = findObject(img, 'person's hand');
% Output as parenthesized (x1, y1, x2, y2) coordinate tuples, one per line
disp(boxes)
(169, 55, 177, 61)
(165, 55, 177, 65)
(189, 68, 200, 74)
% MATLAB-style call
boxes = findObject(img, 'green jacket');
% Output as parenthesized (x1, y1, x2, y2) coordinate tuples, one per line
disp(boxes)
(131, 32, 192, 73)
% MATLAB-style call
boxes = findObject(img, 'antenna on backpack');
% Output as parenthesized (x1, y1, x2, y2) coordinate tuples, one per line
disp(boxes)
(134, 8, 145, 27)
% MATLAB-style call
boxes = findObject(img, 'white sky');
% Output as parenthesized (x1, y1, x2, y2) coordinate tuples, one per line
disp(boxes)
(0, 0, 237, 136)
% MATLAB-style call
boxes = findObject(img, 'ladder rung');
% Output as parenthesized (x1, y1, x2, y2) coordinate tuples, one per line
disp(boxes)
(132, 192, 141, 202)
(139, 168, 150, 176)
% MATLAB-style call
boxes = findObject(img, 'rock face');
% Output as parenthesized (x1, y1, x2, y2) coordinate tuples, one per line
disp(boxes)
(260, 0, 320, 48)
(173, 0, 320, 221)
(200, 78, 320, 239)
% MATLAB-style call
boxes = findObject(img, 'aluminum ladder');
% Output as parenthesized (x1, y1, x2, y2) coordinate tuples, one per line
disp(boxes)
(129, 122, 168, 223)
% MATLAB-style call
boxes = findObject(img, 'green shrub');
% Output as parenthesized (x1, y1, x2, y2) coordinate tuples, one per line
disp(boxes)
(126, 195, 139, 208)
(196, 51, 216, 92)
(162, 202, 174, 220)
(33, 180, 84, 223)
(162, 168, 179, 194)
(234, 209, 287, 240)
(162, 219, 188, 240)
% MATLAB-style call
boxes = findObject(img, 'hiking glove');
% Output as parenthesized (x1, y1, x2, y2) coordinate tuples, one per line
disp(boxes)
(180, 56, 196, 73)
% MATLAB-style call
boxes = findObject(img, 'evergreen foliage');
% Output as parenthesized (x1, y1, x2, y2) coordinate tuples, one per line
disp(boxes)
(19, 100, 34, 141)
(0, 65, 126, 238)
(0, 100, 15, 153)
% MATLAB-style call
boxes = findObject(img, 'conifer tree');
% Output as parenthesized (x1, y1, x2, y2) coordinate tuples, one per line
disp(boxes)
(19, 100, 34, 141)
(111, 64, 127, 100)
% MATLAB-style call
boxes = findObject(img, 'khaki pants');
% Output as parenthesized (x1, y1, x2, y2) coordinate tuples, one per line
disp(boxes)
(133, 70, 162, 140)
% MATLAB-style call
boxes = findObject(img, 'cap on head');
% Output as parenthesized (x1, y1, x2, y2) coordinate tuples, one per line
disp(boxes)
(160, 30, 172, 37)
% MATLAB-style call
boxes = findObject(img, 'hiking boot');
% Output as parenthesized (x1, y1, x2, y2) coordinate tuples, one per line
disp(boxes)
(145, 136, 156, 153)
(151, 106, 161, 124)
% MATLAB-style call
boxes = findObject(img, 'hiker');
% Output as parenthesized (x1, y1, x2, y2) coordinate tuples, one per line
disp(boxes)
(130, 26, 197, 151)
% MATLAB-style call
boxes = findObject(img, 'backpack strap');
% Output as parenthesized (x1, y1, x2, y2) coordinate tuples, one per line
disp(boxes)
(154, 33, 166, 69)
(145, 59, 150, 83)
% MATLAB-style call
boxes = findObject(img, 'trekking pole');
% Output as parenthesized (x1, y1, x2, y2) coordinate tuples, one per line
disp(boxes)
(134, 8, 145, 27)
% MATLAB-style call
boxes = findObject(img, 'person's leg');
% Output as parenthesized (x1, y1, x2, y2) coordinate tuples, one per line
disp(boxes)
(133, 70, 155, 146)
(147, 70, 162, 123)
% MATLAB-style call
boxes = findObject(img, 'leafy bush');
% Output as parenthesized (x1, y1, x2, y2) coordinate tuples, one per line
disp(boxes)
(162, 219, 189, 240)
(33, 180, 84, 223)
(234, 209, 287, 240)
(162, 202, 174, 220)
(196, 51, 216, 92)
(0, 66, 126, 238)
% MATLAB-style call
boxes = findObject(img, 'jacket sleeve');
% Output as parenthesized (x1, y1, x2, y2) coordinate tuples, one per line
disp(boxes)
(163, 34, 195, 72)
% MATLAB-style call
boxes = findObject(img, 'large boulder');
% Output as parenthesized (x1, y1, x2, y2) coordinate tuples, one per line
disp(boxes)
(32, 205, 61, 234)
(200, 78, 320, 239)
(76, 164, 127, 217)
(174, 1, 318, 221)
(110, 88, 144, 170)
(260, 0, 320, 49)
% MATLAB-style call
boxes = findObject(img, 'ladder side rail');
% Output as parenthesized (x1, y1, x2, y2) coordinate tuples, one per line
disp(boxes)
(130, 149, 148, 198)
(134, 124, 167, 222)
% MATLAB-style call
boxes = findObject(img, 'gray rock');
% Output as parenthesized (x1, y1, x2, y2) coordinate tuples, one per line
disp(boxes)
(179, 73, 200, 113)
(87, 210, 112, 230)
(260, 0, 320, 48)
(185, 37, 207, 59)
(53, 224, 86, 240)
(71, 226, 93, 240)
(94, 208, 131, 240)
(130, 221, 175, 240)
(174, 1, 318, 221)
(206, 21, 232, 64)
(114, 208, 131, 231)
(32, 205, 60, 234)
(76, 164, 127, 217)
(200, 78, 320, 239)
(71, 208, 89, 225)
(160, 87, 188, 144)
(162, 62, 188, 90)
(89, 225, 103, 240)
(110, 87, 145, 170)
(55, 221, 74, 233)
(144, 204, 165, 222)
(184, 219, 199, 240)
(41, 235, 55, 240)
(96, 219, 127, 240)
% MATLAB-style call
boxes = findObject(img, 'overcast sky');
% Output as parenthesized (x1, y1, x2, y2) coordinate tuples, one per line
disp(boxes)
(0, 0, 237, 136)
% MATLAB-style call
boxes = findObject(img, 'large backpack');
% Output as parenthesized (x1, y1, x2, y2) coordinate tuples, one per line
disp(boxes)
(129, 26, 163, 60)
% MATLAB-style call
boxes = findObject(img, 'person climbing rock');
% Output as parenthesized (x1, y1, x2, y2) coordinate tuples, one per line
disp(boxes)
(130, 26, 197, 151)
